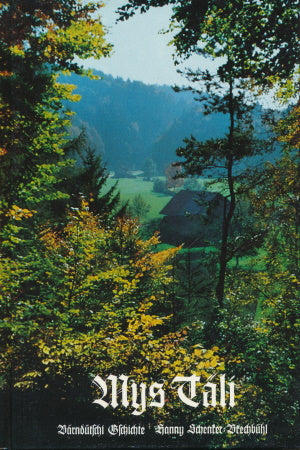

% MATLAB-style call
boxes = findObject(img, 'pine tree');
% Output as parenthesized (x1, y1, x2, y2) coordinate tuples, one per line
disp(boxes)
(55, 130, 121, 219)
(74, 146, 120, 218)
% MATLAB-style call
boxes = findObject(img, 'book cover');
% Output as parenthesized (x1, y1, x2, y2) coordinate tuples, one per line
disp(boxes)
(0, 0, 299, 449)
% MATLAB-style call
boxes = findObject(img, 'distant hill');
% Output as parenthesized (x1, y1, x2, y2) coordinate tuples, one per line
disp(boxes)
(63, 71, 279, 174)
(63, 71, 226, 172)
(151, 108, 228, 169)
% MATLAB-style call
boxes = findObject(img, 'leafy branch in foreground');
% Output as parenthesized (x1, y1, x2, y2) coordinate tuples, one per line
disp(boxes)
(0, 0, 111, 227)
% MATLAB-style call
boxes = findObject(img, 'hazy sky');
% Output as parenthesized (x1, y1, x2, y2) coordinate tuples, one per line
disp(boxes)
(81, 1, 279, 109)
(82, 0, 217, 86)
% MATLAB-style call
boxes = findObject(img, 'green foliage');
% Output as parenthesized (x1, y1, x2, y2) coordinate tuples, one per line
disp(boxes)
(117, 4, 299, 446)
(0, 0, 111, 226)
(174, 248, 218, 325)
(119, 0, 299, 86)
(177, 131, 266, 177)
(176, 72, 272, 304)
(142, 157, 157, 180)
(54, 130, 120, 221)
(0, 203, 227, 424)
(153, 178, 169, 194)
(0, 0, 298, 447)
(128, 194, 151, 218)
(184, 177, 202, 191)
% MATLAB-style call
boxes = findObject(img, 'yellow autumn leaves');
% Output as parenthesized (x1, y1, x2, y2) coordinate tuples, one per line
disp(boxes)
(1, 204, 227, 420)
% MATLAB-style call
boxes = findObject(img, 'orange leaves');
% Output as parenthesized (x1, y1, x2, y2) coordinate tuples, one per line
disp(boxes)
(0, 71, 13, 77)
(1, 199, 227, 419)
(149, 245, 180, 267)
(115, 216, 140, 238)
(40, 228, 61, 251)
(277, 101, 300, 149)
(135, 241, 180, 279)
(7, 205, 36, 220)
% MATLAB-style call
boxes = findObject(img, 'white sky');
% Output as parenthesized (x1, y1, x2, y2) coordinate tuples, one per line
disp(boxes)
(82, 0, 218, 86)
(80, 0, 282, 109)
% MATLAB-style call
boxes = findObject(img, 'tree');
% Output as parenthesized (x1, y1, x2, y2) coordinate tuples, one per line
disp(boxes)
(211, 69, 300, 449)
(0, 203, 226, 423)
(165, 163, 184, 190)
(0, 4, 112, 446)
(118, 0, 299, 85)
(216, 148, 300, 446)
(119, 0, 291, 307)
(56, 130, 121, 220)
(142, 157, 157, 180)
(175, 66, 273, 305)
(129, 194, 151, 218)
(116, 1, 300, 445)
(174, 248, 218, 324)
(78, 147, 120, 216)
(153, 177, 169, 194)
(184, 177, 202, 191)
(0, 0, 111, 226)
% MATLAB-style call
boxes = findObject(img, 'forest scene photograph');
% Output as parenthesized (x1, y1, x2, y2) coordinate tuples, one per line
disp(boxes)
(0, 0, 299, 449)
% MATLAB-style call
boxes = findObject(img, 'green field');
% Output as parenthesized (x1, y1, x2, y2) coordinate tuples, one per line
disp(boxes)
(105, 176, 228, 220)
(157, 243, 265, 268)
(105, 177, 173, 220)
(104, 177, 261, 271)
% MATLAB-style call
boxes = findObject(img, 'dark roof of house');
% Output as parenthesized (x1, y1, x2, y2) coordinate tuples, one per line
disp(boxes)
(160, 190, 224, 216)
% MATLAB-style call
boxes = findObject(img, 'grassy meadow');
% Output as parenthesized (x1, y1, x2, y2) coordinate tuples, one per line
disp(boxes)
(105, 176, 228, 220)
(105, 177, 173, 219)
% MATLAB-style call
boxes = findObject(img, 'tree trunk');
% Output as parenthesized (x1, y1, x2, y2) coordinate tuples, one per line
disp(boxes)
(215, 75, 236, 306)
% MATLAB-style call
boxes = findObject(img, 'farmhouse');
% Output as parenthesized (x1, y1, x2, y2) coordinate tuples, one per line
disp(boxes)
(159, 190, 226, 246)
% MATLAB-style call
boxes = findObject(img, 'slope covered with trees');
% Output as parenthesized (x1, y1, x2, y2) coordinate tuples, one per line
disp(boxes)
(64, 71, 277, 174)
(64, 71, 217, 171)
